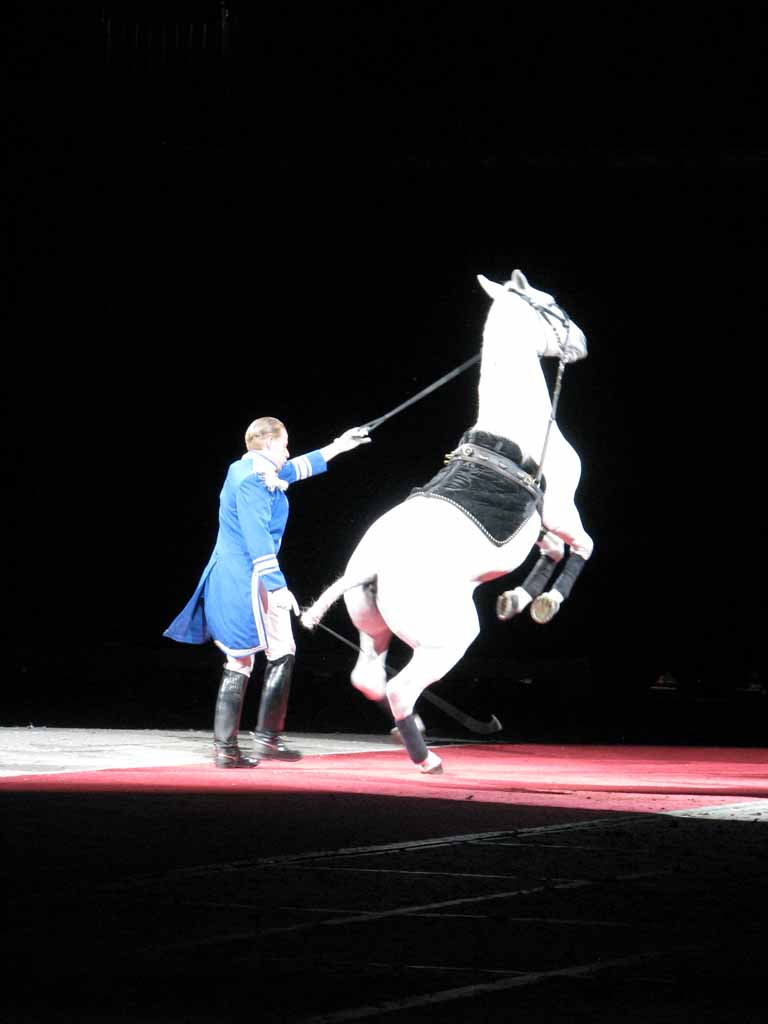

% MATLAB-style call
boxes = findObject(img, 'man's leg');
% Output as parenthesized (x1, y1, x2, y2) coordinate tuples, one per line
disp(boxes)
(213, 655, 260, 768)
(252, 590, 302, 761)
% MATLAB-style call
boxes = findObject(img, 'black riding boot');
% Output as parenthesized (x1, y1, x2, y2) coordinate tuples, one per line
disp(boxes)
(213, 669, 260, 768)
(252, 654, 302, 761)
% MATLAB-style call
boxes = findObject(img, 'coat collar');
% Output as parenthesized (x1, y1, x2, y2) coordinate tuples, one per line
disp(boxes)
(243, 450, 279, 470)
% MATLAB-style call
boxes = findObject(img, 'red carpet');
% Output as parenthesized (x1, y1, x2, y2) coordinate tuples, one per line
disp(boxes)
(3, 743, 767, 813)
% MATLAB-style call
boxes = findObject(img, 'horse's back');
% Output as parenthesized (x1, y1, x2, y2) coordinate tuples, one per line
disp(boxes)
(346, 495, 539, 586)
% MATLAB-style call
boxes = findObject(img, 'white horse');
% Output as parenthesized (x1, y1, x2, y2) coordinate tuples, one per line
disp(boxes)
(302, 271, 594, 772)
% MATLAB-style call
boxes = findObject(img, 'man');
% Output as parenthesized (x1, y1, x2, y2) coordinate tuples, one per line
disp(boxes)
(164, 417, 370, 768)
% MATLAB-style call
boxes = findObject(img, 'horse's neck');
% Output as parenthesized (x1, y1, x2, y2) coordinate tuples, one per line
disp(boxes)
(473, 299, 553, 456)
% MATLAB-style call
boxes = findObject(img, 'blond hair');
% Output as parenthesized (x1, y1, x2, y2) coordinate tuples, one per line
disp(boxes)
(245, 416, 286, 451)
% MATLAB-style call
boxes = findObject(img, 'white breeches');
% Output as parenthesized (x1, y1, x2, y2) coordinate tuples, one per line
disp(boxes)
(263, 588, 297, 662)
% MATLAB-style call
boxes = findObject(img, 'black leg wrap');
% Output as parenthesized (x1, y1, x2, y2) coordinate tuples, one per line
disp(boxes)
(382, 699, 427, 746)
(522, 553, 560, 599)
(395, 713, 429, 764)
(213, 669, 259, 768)
(552, 553, 587, 601)
(252, 654, 302, 761)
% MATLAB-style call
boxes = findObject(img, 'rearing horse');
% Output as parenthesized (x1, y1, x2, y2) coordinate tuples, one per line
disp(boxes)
(302, 271, 594, 772)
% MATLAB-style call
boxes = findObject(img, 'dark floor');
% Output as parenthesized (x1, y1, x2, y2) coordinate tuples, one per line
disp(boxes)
(2, 726, 767, 1023)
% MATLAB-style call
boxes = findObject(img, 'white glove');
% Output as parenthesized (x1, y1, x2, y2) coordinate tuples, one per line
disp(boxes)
(321, 426, 372, 461)
(269, 588, 301, 615)
(334, 426, 372, 453)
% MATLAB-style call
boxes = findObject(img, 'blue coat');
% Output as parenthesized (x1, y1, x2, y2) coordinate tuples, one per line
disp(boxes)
(164, 449, 327, 654)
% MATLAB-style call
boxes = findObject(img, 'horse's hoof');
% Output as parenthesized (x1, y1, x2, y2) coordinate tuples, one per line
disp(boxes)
(496, 591, 520, 621)
(530, 593, 559, 624)
(419, 751, 443, 774)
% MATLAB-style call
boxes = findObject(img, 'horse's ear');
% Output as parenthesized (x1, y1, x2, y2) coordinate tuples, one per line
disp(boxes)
(511, 269, 529, 291)
(477, 274, 505, 299)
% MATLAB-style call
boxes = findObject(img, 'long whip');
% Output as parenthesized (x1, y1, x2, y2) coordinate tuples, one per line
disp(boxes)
(313, 620, 502, 735)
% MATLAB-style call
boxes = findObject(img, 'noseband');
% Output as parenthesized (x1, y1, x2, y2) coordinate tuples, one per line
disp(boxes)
(502, 285, 574, 359)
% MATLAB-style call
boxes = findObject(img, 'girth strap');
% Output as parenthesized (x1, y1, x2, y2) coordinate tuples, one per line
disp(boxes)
(445, 442, 544, 508)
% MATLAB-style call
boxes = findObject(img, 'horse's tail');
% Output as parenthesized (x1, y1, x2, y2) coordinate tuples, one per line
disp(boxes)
(300, 573, 377, 631)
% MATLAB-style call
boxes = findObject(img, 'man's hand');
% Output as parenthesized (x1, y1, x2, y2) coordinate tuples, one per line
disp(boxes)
(334, 426, 372, 452)
(270, 588, 301, 615)
(321, 426, 372, 461)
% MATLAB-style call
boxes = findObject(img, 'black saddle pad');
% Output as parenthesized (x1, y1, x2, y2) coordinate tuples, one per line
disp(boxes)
(408, 430, 543, 546)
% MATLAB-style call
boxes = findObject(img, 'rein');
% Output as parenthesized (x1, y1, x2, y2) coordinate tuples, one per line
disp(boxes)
(312, 619, 502, 734)
(498, 285, 571, 485)
(535, 358, 565, 487)
(362, 353, 481, 432)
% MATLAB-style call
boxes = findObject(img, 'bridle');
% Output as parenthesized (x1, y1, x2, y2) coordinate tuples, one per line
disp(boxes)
(502, 284, 575, 361)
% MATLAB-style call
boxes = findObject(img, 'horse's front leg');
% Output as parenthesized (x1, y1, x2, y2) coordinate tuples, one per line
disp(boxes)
(529, 512, 593, 623)
(497, 530, 565, 620)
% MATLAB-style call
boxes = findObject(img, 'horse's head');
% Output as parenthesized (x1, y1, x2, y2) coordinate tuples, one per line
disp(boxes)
(477, 270, 588, 364)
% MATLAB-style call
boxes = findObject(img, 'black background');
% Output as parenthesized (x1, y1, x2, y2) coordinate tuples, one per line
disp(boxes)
(5, 2, 767, 739)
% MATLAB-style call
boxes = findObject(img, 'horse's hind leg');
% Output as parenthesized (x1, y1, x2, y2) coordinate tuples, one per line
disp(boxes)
(385, 606, 480, 773)
(343, 580, 431, 745)
(497, 530, 565, 620)
(344, 581, 392, 702)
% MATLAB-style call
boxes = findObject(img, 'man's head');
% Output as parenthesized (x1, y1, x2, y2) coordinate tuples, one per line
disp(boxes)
(245, 417, 290, 470)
